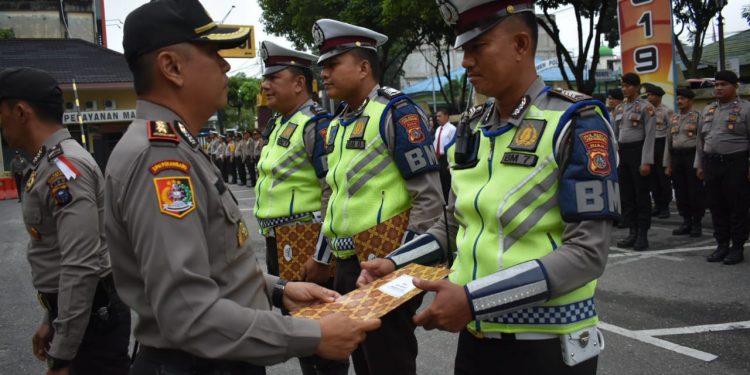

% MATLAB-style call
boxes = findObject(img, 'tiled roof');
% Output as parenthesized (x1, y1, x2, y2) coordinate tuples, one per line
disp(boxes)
(0, 38, 132, 84)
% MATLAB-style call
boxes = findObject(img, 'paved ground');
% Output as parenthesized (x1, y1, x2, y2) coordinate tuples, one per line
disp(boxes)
(1, 184, 749, 374)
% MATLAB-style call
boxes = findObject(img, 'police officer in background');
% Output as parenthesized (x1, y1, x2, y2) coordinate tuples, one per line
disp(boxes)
(664, 88, 704, 237)
(105, 1, 380, 374)
(606, 88, 623, 120)
(241, 130, 253, 186)
(216, 135, 228, 180)
(614, 73, 656, 251)
(255, 40, 349, 375)
(0, 67, 131, 374)
(10, 150, 29, 201)
(306, 18, 443, 375)
(358, 1, 619, 372)
(233, 133, 247, 186)
(697, 70, 750, 265)
(644, 84, 673, 219)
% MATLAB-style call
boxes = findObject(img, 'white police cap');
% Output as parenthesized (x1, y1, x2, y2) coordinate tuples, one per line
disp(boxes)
(260, 40, 318, 76)
(312, 19, 388, 64)
(436, 0, 535, 48)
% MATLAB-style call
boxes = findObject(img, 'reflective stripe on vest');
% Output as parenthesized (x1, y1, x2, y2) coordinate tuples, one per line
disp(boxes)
(324, 99, 411, 259)
(254, 108, 322, 230)
(448, 104, 598, 335)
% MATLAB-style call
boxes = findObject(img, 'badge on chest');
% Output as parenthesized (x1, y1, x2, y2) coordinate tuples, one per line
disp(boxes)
(509, 119, 547, 152)
(346, 117, 369, 149)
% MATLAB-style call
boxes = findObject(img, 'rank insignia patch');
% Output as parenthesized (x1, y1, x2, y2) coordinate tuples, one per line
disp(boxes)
(580, 131, 611, 176)
(238, 220, 249, 247)
(346, 117, 369, 149)
(150, 160, 191, 175)
(153, 176, 196, 218)
(399, 114, 425, 144)
(277, 123, 298, 147)
(147, 121, 180, 143)
(509, 119, 547, 152)
(25, 170, 37, 192)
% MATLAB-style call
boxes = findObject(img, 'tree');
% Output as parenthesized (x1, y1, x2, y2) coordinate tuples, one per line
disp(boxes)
(537, 0, 620, 91)
(672, 0, 723, 79)
(743, 5, 750, 26)
(223, 73, 261, 130)
(0, 28, 14, 39)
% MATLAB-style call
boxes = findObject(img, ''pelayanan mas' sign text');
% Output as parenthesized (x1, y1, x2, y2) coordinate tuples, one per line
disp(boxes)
(63, 110, 137, 125)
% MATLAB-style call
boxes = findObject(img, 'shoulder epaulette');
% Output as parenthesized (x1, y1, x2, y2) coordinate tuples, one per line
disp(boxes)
(310, 103, 329, 116)
(548, 87, 592, 103)
(47, 144, 64, 161)
(147, 121, 180, 144)
(464, 103, 486, 124)
(378, 86, 405, 100)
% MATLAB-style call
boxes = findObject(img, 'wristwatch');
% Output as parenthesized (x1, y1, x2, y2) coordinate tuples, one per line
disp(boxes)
(46, 354, 71, 370)
(272, 278, 289, 308)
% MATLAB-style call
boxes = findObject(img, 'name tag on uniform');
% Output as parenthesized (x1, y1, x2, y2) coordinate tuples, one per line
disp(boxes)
(501, 152, 538, 167)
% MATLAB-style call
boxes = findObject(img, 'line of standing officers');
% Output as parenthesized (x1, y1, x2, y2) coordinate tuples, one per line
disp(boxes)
(206, 130, 263, 187)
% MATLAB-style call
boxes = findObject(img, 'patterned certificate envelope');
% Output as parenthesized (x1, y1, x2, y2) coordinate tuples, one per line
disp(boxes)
(353, 209, 410, 262)
(291, 263, 451, 320)
(275, 222, 335, 281)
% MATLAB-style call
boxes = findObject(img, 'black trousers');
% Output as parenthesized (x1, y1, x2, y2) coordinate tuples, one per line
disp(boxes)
(704, 152, 750, 246)
(264, 236, 280, 277)
(454, 330, 597, 374)
(437, 155, 451, 204)
(236, 157, 247, 185)
(227, 157, 236, 183)
(618, 141, 652, 229)
(219, 159, 228, 182)
(13, 172, 23, 200)
(670, 148, 705, 218)
(69, 288, 131, 375)
(247, 159, 258, 187)
(651, 138, 672, 209)
(130, 347, 265, 375)
(333, 257, 421, 375)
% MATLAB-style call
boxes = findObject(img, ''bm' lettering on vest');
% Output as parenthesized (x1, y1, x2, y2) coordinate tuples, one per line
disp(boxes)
(575, 180, 620, 214)
(405, 146, 438, 172)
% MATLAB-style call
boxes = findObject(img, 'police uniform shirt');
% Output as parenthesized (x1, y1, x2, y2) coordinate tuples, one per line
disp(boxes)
(427, 77, 613, 296)
(10, 156, 28, 174)
(614, 98, 657, 164)
(242, 137, 254, 160)
(663, 110, 700, 167)
(225, 140, 236, 158)
(336, 85, 443, 233)
(695, 98, 750, 169)
(215, 141, 226, 160)
(234, 138, 245, 159)
(208, 137, 220, 157)
(654, 103, 674, 139)
(104, 100, 320, 364)
(22, 128, 112, 360)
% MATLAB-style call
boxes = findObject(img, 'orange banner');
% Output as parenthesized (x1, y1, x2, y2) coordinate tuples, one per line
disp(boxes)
(618, 0, 676, 109)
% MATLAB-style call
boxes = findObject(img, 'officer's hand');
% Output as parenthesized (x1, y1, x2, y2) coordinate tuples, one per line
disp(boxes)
(356, 258, 396, 288)
(282, 282, 340, 312)
(316, 314, 381, 360)
(664, 167, 672, 177)
(639, 164, 651, 176)
(46, 367, 70, 375)
(303, 258, 331, 285)
(412, 278, 472, 332)
(32, 323, 51, 361)
(696, 168, 704, 180)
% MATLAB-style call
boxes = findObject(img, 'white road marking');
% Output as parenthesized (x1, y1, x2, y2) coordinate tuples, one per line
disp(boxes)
(599, 322, 718, 362)
(609, 245, 715, 258)
(635, 321, 750, 337)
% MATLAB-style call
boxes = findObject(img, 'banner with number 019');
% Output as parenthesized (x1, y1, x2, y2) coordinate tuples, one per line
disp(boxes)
(617, 0, 676, 110)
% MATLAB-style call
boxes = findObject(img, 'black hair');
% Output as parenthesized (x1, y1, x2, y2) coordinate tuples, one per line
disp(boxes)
(4, 98, 63, 124)
(437, 107, 450, 116)
(287, 66, 315, 96)
(515, 12, 538, 54)
(349, 48, 381, 81)
(128, 52, 155, 96)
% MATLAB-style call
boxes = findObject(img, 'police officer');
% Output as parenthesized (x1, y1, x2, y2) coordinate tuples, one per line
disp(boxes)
(306, 18, 443, 375)
(614, 73, 656, 251)
(105, 1, 380, 374)
(606, 88, 623, 120)
(358, 1, 619, 373)
(0, 67, 131, 374)
(696, 70, 750, 265)
(255, 40, 349, 375)
(226, 133, 237, 183)
(216, 135, 228, 180)
(644, 84, 673, 218)
(241, 130, 253, 187)
(664, 88, 704, 237)
(233, 133, 247, 185)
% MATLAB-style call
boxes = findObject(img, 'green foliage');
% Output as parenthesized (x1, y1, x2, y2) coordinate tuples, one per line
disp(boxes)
(223, 73, 261, 131)
(672, 0, 722, 78)
(0, 28, 14, 39)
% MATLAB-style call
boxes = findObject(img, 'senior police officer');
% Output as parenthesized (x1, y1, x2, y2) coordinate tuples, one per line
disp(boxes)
(644, 84, 673, 219)
(105, 1, 380, 374)
(306, 18, 443, 375)
(664, 88, 704, 237)
(0, 67, 131, 374)
(614, 72, 656, 251)
(696, 71, 750, 265)
(358, 1, 620, 373)
(255, 40, 349, 375)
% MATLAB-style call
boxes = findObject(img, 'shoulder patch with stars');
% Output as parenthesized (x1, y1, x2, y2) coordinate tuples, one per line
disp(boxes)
(378, 86, 404, 100)
(174, 121, 199, 148)
(147, 121, 180, 143)
(150, 160, 190, 175)
(311, 104, 328, 116)
(548, 88, 592, 103)
(153, 176, 196, 218)
(509, 119, 547, 152)
(47, 145, 63, 161)
(47, 170, 73, 207)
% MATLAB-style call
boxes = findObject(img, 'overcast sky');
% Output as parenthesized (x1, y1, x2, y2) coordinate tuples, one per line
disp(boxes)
(102, 0, 749, 77)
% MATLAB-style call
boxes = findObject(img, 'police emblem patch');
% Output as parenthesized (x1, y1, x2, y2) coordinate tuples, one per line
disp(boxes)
(347, 117, 369, 149)
(436, 0, 459, 24)
(312, 23, 325, 46)
(153, 176, 196, 218)
(509, 120, 546, 152)
(399, 114, 425, 144)
(47, 170, 73, 207)
(579, 131, 611, 176)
